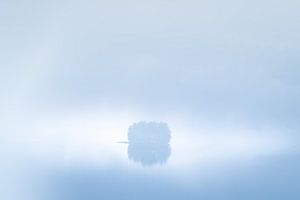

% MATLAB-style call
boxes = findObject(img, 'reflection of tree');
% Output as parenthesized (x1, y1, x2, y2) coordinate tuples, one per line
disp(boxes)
(127, 121, 171, 166)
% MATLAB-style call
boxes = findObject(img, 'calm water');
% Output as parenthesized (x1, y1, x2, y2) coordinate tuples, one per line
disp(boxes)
(1, 107, 299, 200)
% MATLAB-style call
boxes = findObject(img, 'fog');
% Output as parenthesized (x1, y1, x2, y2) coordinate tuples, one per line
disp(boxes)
(1, 0, 300, 199)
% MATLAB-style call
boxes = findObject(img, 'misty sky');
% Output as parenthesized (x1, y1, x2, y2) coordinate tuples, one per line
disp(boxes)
(1, 0, 299, 117)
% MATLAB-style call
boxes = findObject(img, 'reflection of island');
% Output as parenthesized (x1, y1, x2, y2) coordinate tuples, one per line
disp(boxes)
(127, 121, 171, 166)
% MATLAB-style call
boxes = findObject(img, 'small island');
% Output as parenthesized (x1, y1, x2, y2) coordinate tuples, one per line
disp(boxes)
(127, 121, 172, 166)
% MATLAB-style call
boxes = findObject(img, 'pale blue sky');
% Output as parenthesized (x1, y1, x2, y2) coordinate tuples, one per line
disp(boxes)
(1, 1, 300, 121)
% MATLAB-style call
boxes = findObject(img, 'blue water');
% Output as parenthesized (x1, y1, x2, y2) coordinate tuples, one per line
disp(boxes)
(46, 155, 300, 200)
(2, 112, 299, 200)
